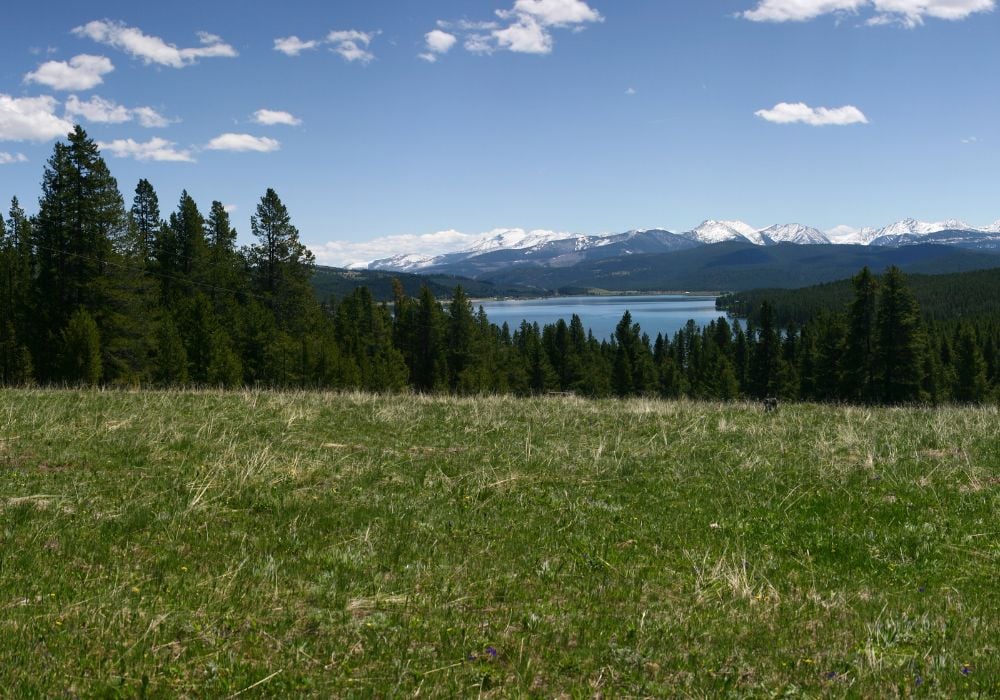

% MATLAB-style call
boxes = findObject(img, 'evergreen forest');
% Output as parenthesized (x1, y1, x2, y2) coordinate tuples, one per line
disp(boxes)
(1, 127, 998, 404)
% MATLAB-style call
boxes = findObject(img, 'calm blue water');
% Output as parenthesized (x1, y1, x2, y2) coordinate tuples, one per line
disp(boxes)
(478, 295, 723, 341)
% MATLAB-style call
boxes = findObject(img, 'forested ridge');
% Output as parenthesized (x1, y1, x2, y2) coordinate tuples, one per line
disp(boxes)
(717, 267, 1000, 325)
(1, 127, 997, 403)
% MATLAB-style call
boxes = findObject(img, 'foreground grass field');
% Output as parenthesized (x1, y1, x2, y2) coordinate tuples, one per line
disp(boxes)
(0, 390, 997, 697)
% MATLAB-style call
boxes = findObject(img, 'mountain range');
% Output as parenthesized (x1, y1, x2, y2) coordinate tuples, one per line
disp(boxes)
(367, 218, 1000, 277)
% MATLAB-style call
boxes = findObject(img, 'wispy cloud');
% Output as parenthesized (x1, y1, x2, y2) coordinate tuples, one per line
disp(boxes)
(24, 54, 114, 91)
(327, 30, 379, 63)
(133, 106, 171, 128)
(73, 20, 237, 68)
(741, 0, 995, 26)
(64, 95, 171, 128)
(0, 152, 29, 165)
(276, 29, 380, 63)
(206, 133, 281, 153)
(273, 36, 320, 56)
(310, 229, 478, 267)
(431, 0, 603, 56)
(755, 102, 869, 126)
(97, 137, 194, 162)
(0, 94, 74, 141)
(252, 109, 301, 126)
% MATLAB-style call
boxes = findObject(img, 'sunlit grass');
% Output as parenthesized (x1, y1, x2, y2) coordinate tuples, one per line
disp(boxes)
(1, 389, 997, 696)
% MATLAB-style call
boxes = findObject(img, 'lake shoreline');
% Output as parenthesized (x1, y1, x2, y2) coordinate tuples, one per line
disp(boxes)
(477, 293, 726, 341)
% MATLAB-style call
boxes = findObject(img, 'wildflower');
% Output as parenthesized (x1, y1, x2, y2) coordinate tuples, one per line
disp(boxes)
(131, 586, 140, 594)
(181, 566, 188, 572)
(961, 664, 972, 676)
(486, 646, 498, 659)
(915, 675, 923, 686)
(825, 671, 837, 680)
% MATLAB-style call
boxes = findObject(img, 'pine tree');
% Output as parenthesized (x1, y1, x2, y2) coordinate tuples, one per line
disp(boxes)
(246, 188, 315, 333)
(749, 302, 782, 398)
(61, 308, 102, 385)
(874, 266, 925, 403)
(31, 126, 128, 380)
(843, 267, 879, 402)
(154, 316, 189, 385)
(129, 179, 161, 267)
(953, 323, 988, 403)
(410, 286, 445, 391)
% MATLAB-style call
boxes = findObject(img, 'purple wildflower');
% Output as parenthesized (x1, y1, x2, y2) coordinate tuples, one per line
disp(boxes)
(486, 646, 498, 659)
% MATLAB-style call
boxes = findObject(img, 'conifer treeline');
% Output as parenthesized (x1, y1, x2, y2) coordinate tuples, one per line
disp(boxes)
(1, 127, 997, 403)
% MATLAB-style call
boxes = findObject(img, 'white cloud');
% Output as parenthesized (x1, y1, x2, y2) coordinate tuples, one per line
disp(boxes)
(464, 34, 496, 54)
(206, 133, 281, 153)
(494, 16, 553, 53)
(97, 137, 194, 162)
(252, 109, 301, 126)
(65, 95, 171, 128)
(24, 54, 114, 91)
(420, 29, 458, 62)
(435, 0, 601, 56)
(426, 29, 458, 53)
(274, 36, 320, 56)
(503, 0, 604, 26)
(65, 94, 131, 123)
(310, 227, 573, 267)
(0, 94, 74, 142)
(825, 224, 861, 242)
(0, 152, 29, 165)
(625, 87, 637, 96)
(327, 29, 379, 63)
(742, 0, 994, 25)
(755, 102, 869, 126)
(133, 106, 171, 128)
(223, 203, 238, 213)
(73, 20, 237, 68)
(310, 229, 478, 267)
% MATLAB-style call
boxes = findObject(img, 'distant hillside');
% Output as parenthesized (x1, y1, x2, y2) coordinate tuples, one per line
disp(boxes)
(717, 266, 1000, 325)
(310, 265, 526, 302)
(482, 242, 1000, 293)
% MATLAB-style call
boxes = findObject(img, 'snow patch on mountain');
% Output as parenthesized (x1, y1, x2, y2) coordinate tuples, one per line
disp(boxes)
(464, 228, 579, 254)
(686, 220, 760, 245)
(759, 223, 830, 245)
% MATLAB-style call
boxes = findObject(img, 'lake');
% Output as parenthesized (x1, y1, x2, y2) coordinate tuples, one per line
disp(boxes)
(477, 294, 723, 341)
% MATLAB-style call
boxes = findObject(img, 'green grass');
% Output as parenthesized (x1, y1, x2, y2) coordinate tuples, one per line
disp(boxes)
(1, 389, 997, 697)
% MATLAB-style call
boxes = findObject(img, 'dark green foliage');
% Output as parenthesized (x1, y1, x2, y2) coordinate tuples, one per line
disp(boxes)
(246, 188, 315, 333)
(953, 324, 988, 403)
(61, 308, 102, 385)
(129, 178, 160, 267)
(874, 267, 926, 403)
(310, 265, 511, 302)
(843, 267, 879, 402)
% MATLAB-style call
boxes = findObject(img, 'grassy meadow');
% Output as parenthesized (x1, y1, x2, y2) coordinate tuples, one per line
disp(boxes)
(0, 389, 997, 697)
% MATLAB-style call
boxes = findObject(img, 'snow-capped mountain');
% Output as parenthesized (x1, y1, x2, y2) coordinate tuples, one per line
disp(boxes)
(463, 228, 578, 254)
(685, 220, 762, 245)
(759, 223, 830, 245)
(364, 217, 1000, 275)
(364, 253, 436, 272)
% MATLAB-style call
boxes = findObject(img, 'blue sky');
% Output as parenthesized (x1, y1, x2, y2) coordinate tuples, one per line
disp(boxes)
(1, 0, 998, 265)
